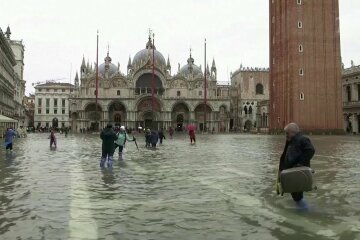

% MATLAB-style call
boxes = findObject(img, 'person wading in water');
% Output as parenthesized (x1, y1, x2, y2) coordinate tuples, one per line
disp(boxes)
(277, 123, 315, 203)
(49, 130, 57, 148)
(4, 127, 16, 152)
(100, 123, 118, 168)
(189, 128, 196, 145)
(158, 128, 165, 144)
(114, 126, 135, 160)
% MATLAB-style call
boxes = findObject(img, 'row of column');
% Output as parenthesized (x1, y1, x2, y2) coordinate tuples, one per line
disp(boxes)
(72, 110, 230, 132)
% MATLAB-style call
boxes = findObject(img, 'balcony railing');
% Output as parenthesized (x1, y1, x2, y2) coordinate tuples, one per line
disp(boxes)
(135, 87, 164, 96)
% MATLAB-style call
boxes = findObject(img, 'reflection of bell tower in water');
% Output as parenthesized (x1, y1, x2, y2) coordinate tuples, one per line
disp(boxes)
(269, 0, 343, 133)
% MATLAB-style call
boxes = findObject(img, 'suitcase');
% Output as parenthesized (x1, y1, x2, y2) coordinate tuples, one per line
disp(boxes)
(280, 166, 315, 193)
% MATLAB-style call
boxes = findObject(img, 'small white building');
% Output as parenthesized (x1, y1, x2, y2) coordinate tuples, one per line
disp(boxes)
(34, 82, 74, 129)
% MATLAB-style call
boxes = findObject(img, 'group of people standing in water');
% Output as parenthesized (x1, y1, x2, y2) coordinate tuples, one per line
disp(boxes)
(99, 124, 197, 168)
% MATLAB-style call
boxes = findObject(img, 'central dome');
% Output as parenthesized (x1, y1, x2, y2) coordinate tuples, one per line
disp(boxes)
(99, 53, 118, 76)
(132, 37, 166, 68)
(180, 55, 203, 77)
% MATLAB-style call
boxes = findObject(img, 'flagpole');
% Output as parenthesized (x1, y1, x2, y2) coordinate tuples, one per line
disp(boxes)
(152, 33, 155, 111)
(95, 30, 99, 130)
(204, 38, 207, 132)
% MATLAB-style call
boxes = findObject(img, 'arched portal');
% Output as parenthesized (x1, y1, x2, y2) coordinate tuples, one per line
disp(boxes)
(108, 101, 126, 126)
(84, 103, 102, 131)
(137, 97, 161, 130)
(52, 118, 58, 128)
(244, 120, 252, 132)
(172, 102, 190, 131)
(194, 104, 212, 131)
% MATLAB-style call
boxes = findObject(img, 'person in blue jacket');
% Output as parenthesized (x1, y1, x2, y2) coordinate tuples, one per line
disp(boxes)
(4, 128, 16, 152)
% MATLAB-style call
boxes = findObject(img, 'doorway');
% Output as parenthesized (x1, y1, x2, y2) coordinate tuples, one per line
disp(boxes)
(52, 118, 58, 128)
(176, 114, 184, 131)
(91, 122, 99, 131)
(143, 112, 155, 129)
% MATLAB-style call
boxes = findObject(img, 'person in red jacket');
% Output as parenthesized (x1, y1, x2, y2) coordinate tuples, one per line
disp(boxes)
(189, 128, 196, 144)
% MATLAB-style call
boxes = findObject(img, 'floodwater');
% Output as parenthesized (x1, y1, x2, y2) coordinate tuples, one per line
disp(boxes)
(0, 133, 359, 240)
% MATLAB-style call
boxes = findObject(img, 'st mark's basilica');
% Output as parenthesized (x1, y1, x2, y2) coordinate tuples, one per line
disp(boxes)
(69, 35, 231, 132)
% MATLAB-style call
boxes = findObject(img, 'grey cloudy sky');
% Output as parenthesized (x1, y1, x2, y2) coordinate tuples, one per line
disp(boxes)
(1, 0, 359, 93)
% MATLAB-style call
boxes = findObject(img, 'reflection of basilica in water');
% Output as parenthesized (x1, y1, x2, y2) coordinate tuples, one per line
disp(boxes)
(69, 35, 231, 132)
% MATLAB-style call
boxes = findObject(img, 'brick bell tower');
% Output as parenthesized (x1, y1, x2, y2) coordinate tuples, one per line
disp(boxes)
(269, 0, 343, 133)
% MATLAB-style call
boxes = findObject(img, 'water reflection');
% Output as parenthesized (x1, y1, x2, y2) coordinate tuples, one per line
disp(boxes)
(0, 133, 359, 239)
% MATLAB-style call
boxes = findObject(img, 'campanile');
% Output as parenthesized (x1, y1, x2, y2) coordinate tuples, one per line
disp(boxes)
(269, 0, 343, 132)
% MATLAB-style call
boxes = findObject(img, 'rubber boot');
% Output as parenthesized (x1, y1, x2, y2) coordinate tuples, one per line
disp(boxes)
(107, 156, 113, 168)
(119, 153, 123, 161)
(100, 158, 106, 168)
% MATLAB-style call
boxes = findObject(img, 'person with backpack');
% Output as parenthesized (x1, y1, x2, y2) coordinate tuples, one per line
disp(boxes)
(114, 126, 135, 160)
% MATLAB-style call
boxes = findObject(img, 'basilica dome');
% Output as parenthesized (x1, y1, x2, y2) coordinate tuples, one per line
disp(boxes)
(132, 37, 166, 68)
(98, 53, 118, 76)
(180, 55, 203, 77)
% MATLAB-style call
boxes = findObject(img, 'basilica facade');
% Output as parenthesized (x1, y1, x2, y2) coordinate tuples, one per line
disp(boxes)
(69, 36, 231, 132)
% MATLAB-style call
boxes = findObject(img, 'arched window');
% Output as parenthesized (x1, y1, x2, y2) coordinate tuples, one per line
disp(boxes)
(243, 106, 248, 115)
(117, 90, 120, 96)
(299, 68, 304, 76)
(256, 84, 264, 95)
(249, 106, 253, 115)
(198, 91, 203, 96)
(300, 92, 305, 100)
(299, 44, 303, 52)
(347, 85, 352, 102)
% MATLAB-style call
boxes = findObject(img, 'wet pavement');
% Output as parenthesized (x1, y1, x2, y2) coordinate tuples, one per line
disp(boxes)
(0, 133, 359, 240)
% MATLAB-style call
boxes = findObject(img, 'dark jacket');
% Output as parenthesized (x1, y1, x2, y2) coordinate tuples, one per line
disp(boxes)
(150, 131, 159, 145)
(100, 128, 117, 153)
(158, 130, 165, 139)
(279, 133, 315, 171)
(145, 131, 151, 143)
